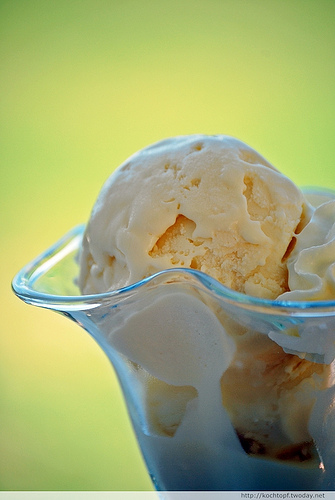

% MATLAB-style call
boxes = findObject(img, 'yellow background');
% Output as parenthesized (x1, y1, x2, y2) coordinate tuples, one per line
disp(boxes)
(1, 0, 335, 491)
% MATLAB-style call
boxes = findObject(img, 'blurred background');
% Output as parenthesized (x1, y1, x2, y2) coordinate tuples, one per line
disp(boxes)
(1, 0, 335, 491)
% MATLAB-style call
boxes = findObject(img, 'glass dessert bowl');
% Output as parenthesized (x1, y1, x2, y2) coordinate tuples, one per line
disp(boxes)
(12, 216, 335, 491)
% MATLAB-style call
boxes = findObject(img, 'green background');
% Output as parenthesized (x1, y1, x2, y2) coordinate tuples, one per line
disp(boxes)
(1, 0, 335, 491)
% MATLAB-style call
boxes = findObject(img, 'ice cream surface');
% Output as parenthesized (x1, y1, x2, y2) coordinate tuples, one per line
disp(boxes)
(79, 134, 310, 299)
(273, 196, 335, 364)
(279, 198, 335, 301)
(78, 134, 335, 489)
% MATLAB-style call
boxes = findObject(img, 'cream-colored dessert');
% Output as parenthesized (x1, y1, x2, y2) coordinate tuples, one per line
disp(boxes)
(79, 135, 335, 490)
(279, 198, 335, 302)
(79, 135, 310, 299)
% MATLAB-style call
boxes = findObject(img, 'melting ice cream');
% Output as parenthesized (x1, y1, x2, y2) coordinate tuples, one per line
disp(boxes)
(79, 135, 335, 490)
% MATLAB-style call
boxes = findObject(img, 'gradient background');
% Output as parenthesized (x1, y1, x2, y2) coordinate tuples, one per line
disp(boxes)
(2, 0, 335, 491)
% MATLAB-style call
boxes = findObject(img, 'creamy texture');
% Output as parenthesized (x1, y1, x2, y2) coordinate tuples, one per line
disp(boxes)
(100, 283, 332, 490)
(79, 134, 335, 489)
(108, 287, 238, 442)
(220, 330, 328, 458)
(272, 198, 335, 364)
(79, 135, 308, 299)
(279, 199, 335, 301)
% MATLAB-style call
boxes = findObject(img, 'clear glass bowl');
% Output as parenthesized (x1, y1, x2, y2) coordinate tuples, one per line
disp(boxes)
(12, 187, 335, 491)
(12, 222, 335, 491)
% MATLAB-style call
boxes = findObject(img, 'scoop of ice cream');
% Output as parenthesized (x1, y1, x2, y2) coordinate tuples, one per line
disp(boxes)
(220, 331, 329, 459)
(279, 199, 335, 302)
(270, 197, 335, 364)
(79, 135, 308, 299)
(107, 286, 237, 441)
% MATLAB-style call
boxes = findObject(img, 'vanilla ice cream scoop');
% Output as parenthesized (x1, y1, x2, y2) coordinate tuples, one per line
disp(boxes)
(79, 135, 308, 299)
(279, 199, 335, 302)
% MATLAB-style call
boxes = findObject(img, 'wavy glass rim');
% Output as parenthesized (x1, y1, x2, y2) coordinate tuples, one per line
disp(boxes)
(12, 224, 335, 315)
(301, 185, 335, 198)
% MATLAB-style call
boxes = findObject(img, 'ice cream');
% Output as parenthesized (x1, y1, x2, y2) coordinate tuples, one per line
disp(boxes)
(79, 135, 310, 299)
(78, 135, 335, 490)
(279, 198, 335, 302)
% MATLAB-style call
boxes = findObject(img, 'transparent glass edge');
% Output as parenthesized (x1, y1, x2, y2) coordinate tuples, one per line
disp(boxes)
(11, 224, 335, 314)
(301, 185, 335, 197)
